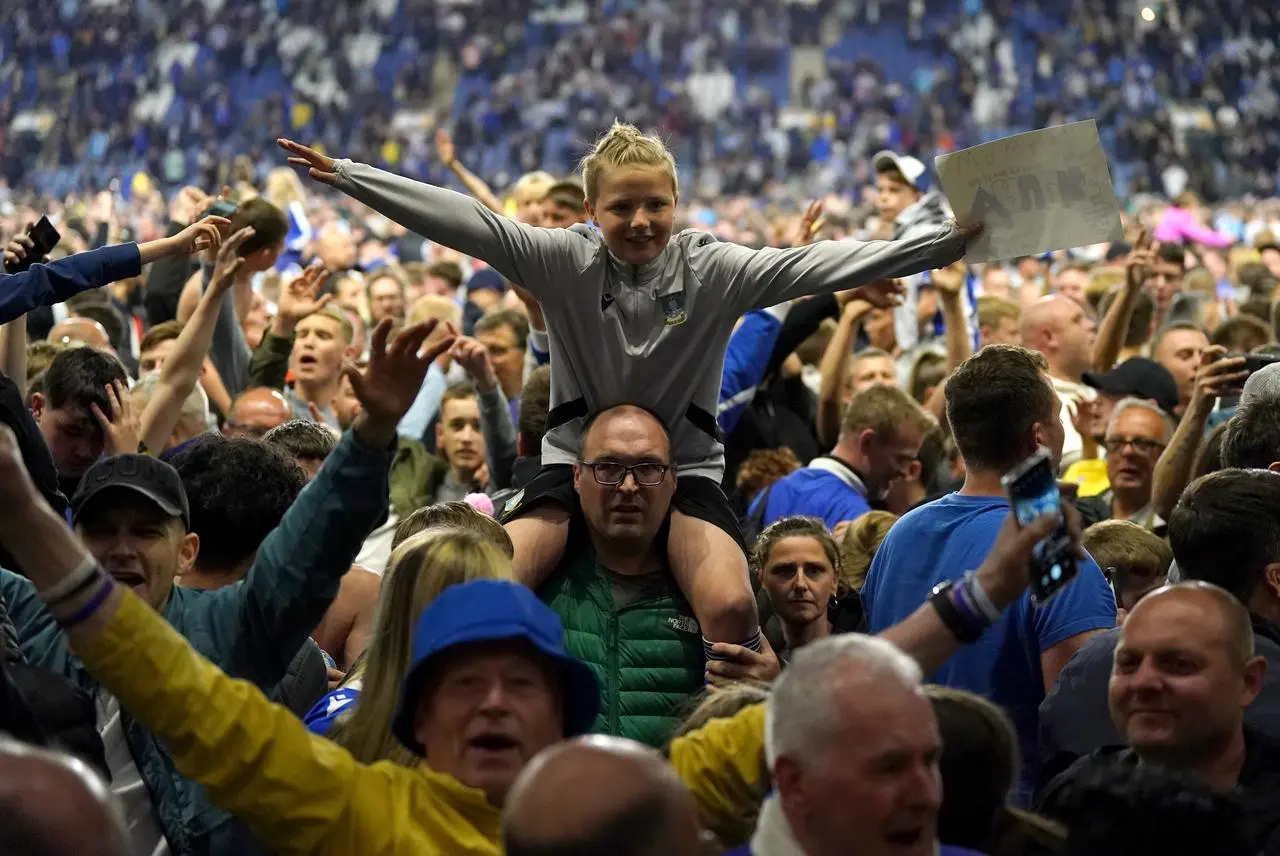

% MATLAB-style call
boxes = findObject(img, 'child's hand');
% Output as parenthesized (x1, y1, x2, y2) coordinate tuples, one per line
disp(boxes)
(279, 138, 340, 185)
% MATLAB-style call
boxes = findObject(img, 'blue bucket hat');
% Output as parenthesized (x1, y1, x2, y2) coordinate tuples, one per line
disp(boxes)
(391, 580, 600, 754)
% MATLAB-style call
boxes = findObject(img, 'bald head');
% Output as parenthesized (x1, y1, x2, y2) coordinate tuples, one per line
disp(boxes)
(225, 388, 293, 439)
(0, 737, 129, 856)
(47, 318, 111, 351)
(1019, 294, 1096, 379)
(1125, 582, 1255, 667)
(504, 736, 705, 856)
(579, 405, 671, 462)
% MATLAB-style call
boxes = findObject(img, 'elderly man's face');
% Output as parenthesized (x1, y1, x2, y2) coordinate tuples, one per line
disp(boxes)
(574, 409, 676, 547)
(415, 640, 564, 807)
(775, 677, 941, 856)
(1104, 407, 1167, 498)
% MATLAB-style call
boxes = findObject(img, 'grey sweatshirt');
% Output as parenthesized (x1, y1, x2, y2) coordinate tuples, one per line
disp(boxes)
(201, 263, 253, 398)
(332, 160, 966, 480)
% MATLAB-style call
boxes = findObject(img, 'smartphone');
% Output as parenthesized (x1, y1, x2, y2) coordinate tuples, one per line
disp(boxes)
(6, 216, 62, 273)
(1243, 353, 1280, 376)
(1002, 447, 1079, 605)
(200, 200, 239, 220)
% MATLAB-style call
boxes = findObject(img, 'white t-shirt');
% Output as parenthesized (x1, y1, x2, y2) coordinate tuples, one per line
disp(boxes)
(97, 690, 169, 856)
(1053, 375, 1096, 472)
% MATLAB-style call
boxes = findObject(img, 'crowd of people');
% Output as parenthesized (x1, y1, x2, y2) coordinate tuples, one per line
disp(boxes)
(4, 2, 1280, 856)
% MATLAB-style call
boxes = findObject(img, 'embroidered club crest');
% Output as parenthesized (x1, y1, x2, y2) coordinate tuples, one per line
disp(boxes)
(661, 293, 687, 326)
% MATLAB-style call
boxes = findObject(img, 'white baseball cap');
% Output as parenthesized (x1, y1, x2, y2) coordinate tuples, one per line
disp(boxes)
(872, 150, 928, 191)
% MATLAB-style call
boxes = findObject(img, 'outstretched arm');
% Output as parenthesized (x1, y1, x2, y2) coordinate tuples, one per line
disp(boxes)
(279, 139, 589, 304)
(690, 223, 980, 316)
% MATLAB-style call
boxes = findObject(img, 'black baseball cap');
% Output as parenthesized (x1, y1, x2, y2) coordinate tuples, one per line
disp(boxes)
(71, 454, 190, 530)
(1082, 358, 1179, 415)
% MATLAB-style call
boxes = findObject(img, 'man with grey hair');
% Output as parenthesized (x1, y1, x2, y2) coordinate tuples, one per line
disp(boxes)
(738, 634, 975, 856)
(0, 735, 131, 856)
(1240, 362, 1280, 408)
(1079, 397, 1175, 531)
(130, 372, 210, 454)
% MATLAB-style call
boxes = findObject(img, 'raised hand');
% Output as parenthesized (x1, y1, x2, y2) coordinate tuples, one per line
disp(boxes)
(346, 319, 457, 441)
(852, 277, 907, 309)
(209, 227, 255, 293)
(3, 229, 44, 270)
(277, 262, 332, 330)
(977, 500, 1084, 608)
(449, 336, 498, 392)
(278, 139, 339, 186)
(170, 217, 232, 257)
(931, 260, 968, 299)
(90, 380, 141, 456)
(791, 199, 825, 248)
(1191, 345, 1249, 403)
(435, 128, 457, 169)
(1125, 229, 1155, 291)
(170, 186, 213, 226)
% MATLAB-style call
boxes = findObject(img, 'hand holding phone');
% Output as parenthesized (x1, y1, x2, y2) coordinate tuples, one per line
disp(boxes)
(3, 217, 61, 274)
(1002, 447, 1079, 604)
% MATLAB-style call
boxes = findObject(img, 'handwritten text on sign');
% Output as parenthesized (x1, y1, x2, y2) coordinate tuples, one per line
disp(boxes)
(935, 120, 1124, 263)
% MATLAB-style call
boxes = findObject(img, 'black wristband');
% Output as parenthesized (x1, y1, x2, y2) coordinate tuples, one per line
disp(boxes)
(929, 580, 985, 644)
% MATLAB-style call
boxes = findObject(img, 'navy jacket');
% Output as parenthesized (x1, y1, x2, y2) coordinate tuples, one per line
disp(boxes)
(1, 243, 142, 326)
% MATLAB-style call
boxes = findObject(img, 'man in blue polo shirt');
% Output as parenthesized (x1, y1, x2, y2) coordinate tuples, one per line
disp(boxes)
(749, 384, 935, 529)
(862, 345, 1116, 801)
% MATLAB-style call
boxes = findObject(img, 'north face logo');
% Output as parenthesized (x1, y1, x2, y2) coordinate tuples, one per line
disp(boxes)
(667, 616, 700, 635)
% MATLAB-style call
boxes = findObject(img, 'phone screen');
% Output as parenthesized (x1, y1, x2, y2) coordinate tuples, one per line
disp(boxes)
(1003, 449, 1079, 604)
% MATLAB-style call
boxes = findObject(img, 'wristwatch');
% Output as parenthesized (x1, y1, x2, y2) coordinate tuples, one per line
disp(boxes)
(929, 579, 985, 644)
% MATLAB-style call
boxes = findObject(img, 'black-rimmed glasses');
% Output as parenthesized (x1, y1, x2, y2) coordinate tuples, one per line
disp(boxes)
(578, 460, 670, 486)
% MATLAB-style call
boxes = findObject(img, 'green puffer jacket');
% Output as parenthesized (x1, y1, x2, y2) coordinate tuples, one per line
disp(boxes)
(540, 545, 704, 747)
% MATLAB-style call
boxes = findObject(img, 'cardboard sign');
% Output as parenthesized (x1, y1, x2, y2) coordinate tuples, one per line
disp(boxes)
(935, 120, 1124, 262)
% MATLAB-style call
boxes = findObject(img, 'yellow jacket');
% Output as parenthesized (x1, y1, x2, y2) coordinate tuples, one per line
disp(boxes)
(73, 591, 771, 854)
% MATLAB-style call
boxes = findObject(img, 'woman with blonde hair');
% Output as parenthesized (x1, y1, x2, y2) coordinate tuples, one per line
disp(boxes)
(280, 122, 972, 674)
(837, 510, 899, 593)
(265, 165, 314, 272)
(304, 526, 514, 766)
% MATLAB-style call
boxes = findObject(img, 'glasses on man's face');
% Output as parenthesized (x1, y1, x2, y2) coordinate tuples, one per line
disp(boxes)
(578, 459, 670, 486)
(1103, 436, 1165, 456)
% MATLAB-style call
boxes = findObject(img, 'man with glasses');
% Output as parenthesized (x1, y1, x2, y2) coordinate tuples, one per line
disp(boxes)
(1078, 398, 1174, 532)
(538, 404, 708, 747)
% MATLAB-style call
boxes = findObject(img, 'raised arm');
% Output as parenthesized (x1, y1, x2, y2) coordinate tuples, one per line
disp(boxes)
(207, 319, 457, 686)
(279, 139, 589, 304)
(1093, 234, 1153, 372)
(1150, 346, 1248, 521)
(690, 222, 978, 316)
(816, 300, 873, 447)
(450, 336, 519, 491)
(436, 129, 506, 215)
(0, 450, 405, 856)
(139, 228, 253, 454)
